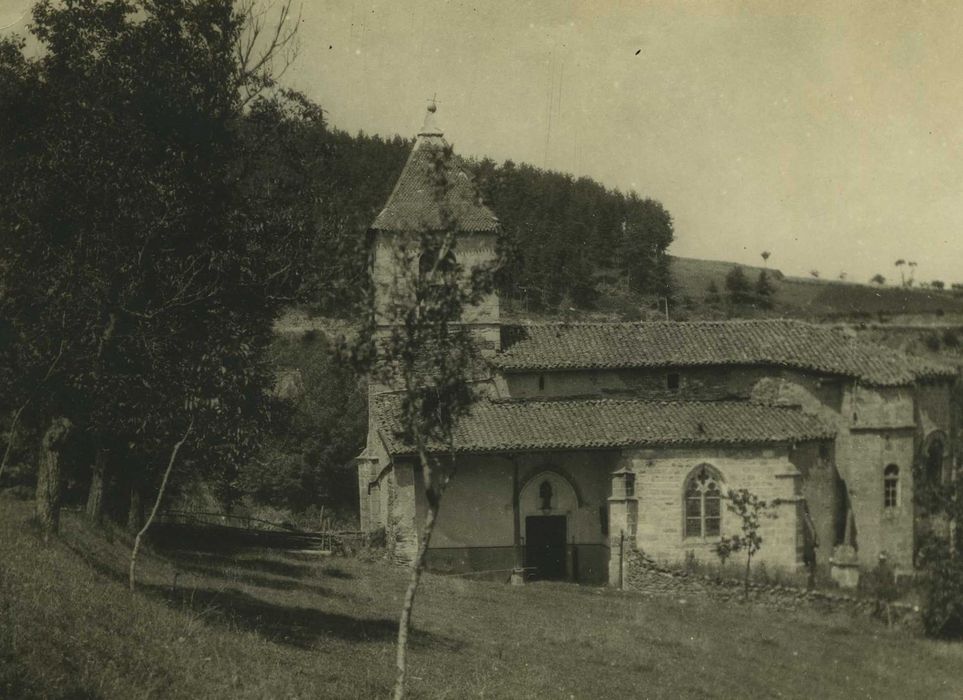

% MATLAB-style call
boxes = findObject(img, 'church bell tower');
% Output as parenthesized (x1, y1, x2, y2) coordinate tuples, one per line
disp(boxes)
(368, 103, 501, 353)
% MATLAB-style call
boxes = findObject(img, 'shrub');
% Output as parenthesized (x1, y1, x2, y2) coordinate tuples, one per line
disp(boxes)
(724, 266, 752, 304)
(920, 557, 963, 637)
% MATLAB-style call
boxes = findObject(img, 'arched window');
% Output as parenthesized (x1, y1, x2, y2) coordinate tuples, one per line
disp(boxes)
(884, 464, 899, 508)
(926, 436, 944, 484)
(684, 465, 722, 538)
(418, 248, 456, 281)
(539, 480, 553, 510)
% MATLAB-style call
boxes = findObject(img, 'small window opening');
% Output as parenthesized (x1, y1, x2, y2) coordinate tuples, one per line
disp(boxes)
(538, 374, 546, 391)
(539, 480, 553, 510)
(624, 472, 636, 498)
(667, 373, 680, 391)
(818, 443, 831, 462)
(883, 464, 899, 508)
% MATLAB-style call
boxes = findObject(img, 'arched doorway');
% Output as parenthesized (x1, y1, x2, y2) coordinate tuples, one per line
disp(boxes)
(520, 471, 578, 580)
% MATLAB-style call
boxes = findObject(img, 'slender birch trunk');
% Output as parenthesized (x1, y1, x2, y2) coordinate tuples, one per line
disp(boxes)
(392, 434, 452, 700)
(129, 419, 192, 592)
(392, 495, 439, 700)
(743, 553, 752, 601)
(0, 403, 27, 486)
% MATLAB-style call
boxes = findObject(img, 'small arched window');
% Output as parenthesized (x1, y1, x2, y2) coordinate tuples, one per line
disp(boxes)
(926, 437, 944, 484)
(539, 480, 553, 510)
(418, 248, 456, 282)
(884, 464, 899, 508)
(684, 465, 722, 538)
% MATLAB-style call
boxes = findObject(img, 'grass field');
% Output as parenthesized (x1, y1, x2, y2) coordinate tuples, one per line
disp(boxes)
(2, 498, 962, 699)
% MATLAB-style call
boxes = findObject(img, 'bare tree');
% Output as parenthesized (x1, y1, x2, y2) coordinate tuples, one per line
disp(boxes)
(234, 0, 302, 107)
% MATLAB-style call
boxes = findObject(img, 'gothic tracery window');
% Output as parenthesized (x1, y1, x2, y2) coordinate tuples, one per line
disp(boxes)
(684, 465, 722, 538)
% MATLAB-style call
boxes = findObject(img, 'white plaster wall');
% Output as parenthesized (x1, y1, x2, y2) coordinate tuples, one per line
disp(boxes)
(427, 451, 614, 549)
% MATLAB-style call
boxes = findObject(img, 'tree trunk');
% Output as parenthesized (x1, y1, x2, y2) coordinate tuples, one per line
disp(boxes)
(85, 447, 109, 523)
(743, 553, 752, 602)
(392, 495, 439, 700)
(127, 482, 144, 534)
(0, 403, 27, 486)
(130, 419, 192, 592)
(35, 417, 71, 540)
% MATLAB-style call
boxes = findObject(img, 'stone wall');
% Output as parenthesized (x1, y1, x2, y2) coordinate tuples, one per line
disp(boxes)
(622, 549, 920, 628)
(621, 446, 804, 572)
(504, 365, 776, 401)
(371, 231, 500, 350)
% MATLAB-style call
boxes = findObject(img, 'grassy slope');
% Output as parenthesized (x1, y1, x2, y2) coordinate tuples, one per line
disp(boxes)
(3, 499, 962, 699)
(514, 256, 963, 323)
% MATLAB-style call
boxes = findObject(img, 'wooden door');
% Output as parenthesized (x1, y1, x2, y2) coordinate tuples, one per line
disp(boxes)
(525, 515, 567, 580)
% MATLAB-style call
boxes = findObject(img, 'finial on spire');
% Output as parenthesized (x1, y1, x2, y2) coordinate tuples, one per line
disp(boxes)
(419, 94, 443, 137)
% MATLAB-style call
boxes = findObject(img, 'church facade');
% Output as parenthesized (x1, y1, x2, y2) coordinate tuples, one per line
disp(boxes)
(357, 107, 957, 586)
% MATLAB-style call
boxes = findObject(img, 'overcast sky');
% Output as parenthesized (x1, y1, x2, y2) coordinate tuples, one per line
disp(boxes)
(4, 1, 963, 284)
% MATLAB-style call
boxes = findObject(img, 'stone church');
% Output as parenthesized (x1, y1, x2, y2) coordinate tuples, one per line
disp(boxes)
(357, 105, 957, 586)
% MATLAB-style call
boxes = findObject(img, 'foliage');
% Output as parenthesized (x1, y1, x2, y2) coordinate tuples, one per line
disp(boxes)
(0, 1, 305, 522)
(346, 140, 497, 698)
(724, 266, 752, 304)
(871, 273, 886, 285)
(754, 270, 775, 308)
(716, 489, 770, 600)
(931, 280, 945, 290)
(913, 453, 963, 637)
(474, 159, 673, 311)
(705, 280, 722, 306)
(237, 333, 366, 513)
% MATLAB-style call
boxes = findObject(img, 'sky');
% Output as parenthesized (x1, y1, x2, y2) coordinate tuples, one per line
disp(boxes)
(4, 0, 963, 285)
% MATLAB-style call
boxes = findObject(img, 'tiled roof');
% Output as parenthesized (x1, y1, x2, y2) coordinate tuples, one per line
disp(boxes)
(494, 320, 954, 387)
(372, 395, 835, 456)
(371, 127, 498, 233)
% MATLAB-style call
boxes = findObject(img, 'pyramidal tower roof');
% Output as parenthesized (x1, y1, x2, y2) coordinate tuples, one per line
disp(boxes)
(371, 104, 499, 233)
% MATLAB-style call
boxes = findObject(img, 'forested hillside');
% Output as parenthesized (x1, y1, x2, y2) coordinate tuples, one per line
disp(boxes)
(289, 115, 674, 317)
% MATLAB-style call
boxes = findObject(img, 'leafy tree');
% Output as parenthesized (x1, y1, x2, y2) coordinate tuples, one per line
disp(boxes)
(348, 143, 496, 699)
(705, 280, 722, 306)
(620, 196, 674, 297)
(724, 266, 752, 304)
(932, 280, 946, 291)
(716, 489, 771, 601)
(238, 333, 366, 513)
(809, 269, 820, 279)
(871, 273, 886, 285)
(0, 1, 302, 537)
(760, 250, 771, 266)
(895, 259, 906, 286)
(913, 446, 963, 637)
(754, 270, 775, 308)
(475, 160, 673, 311)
